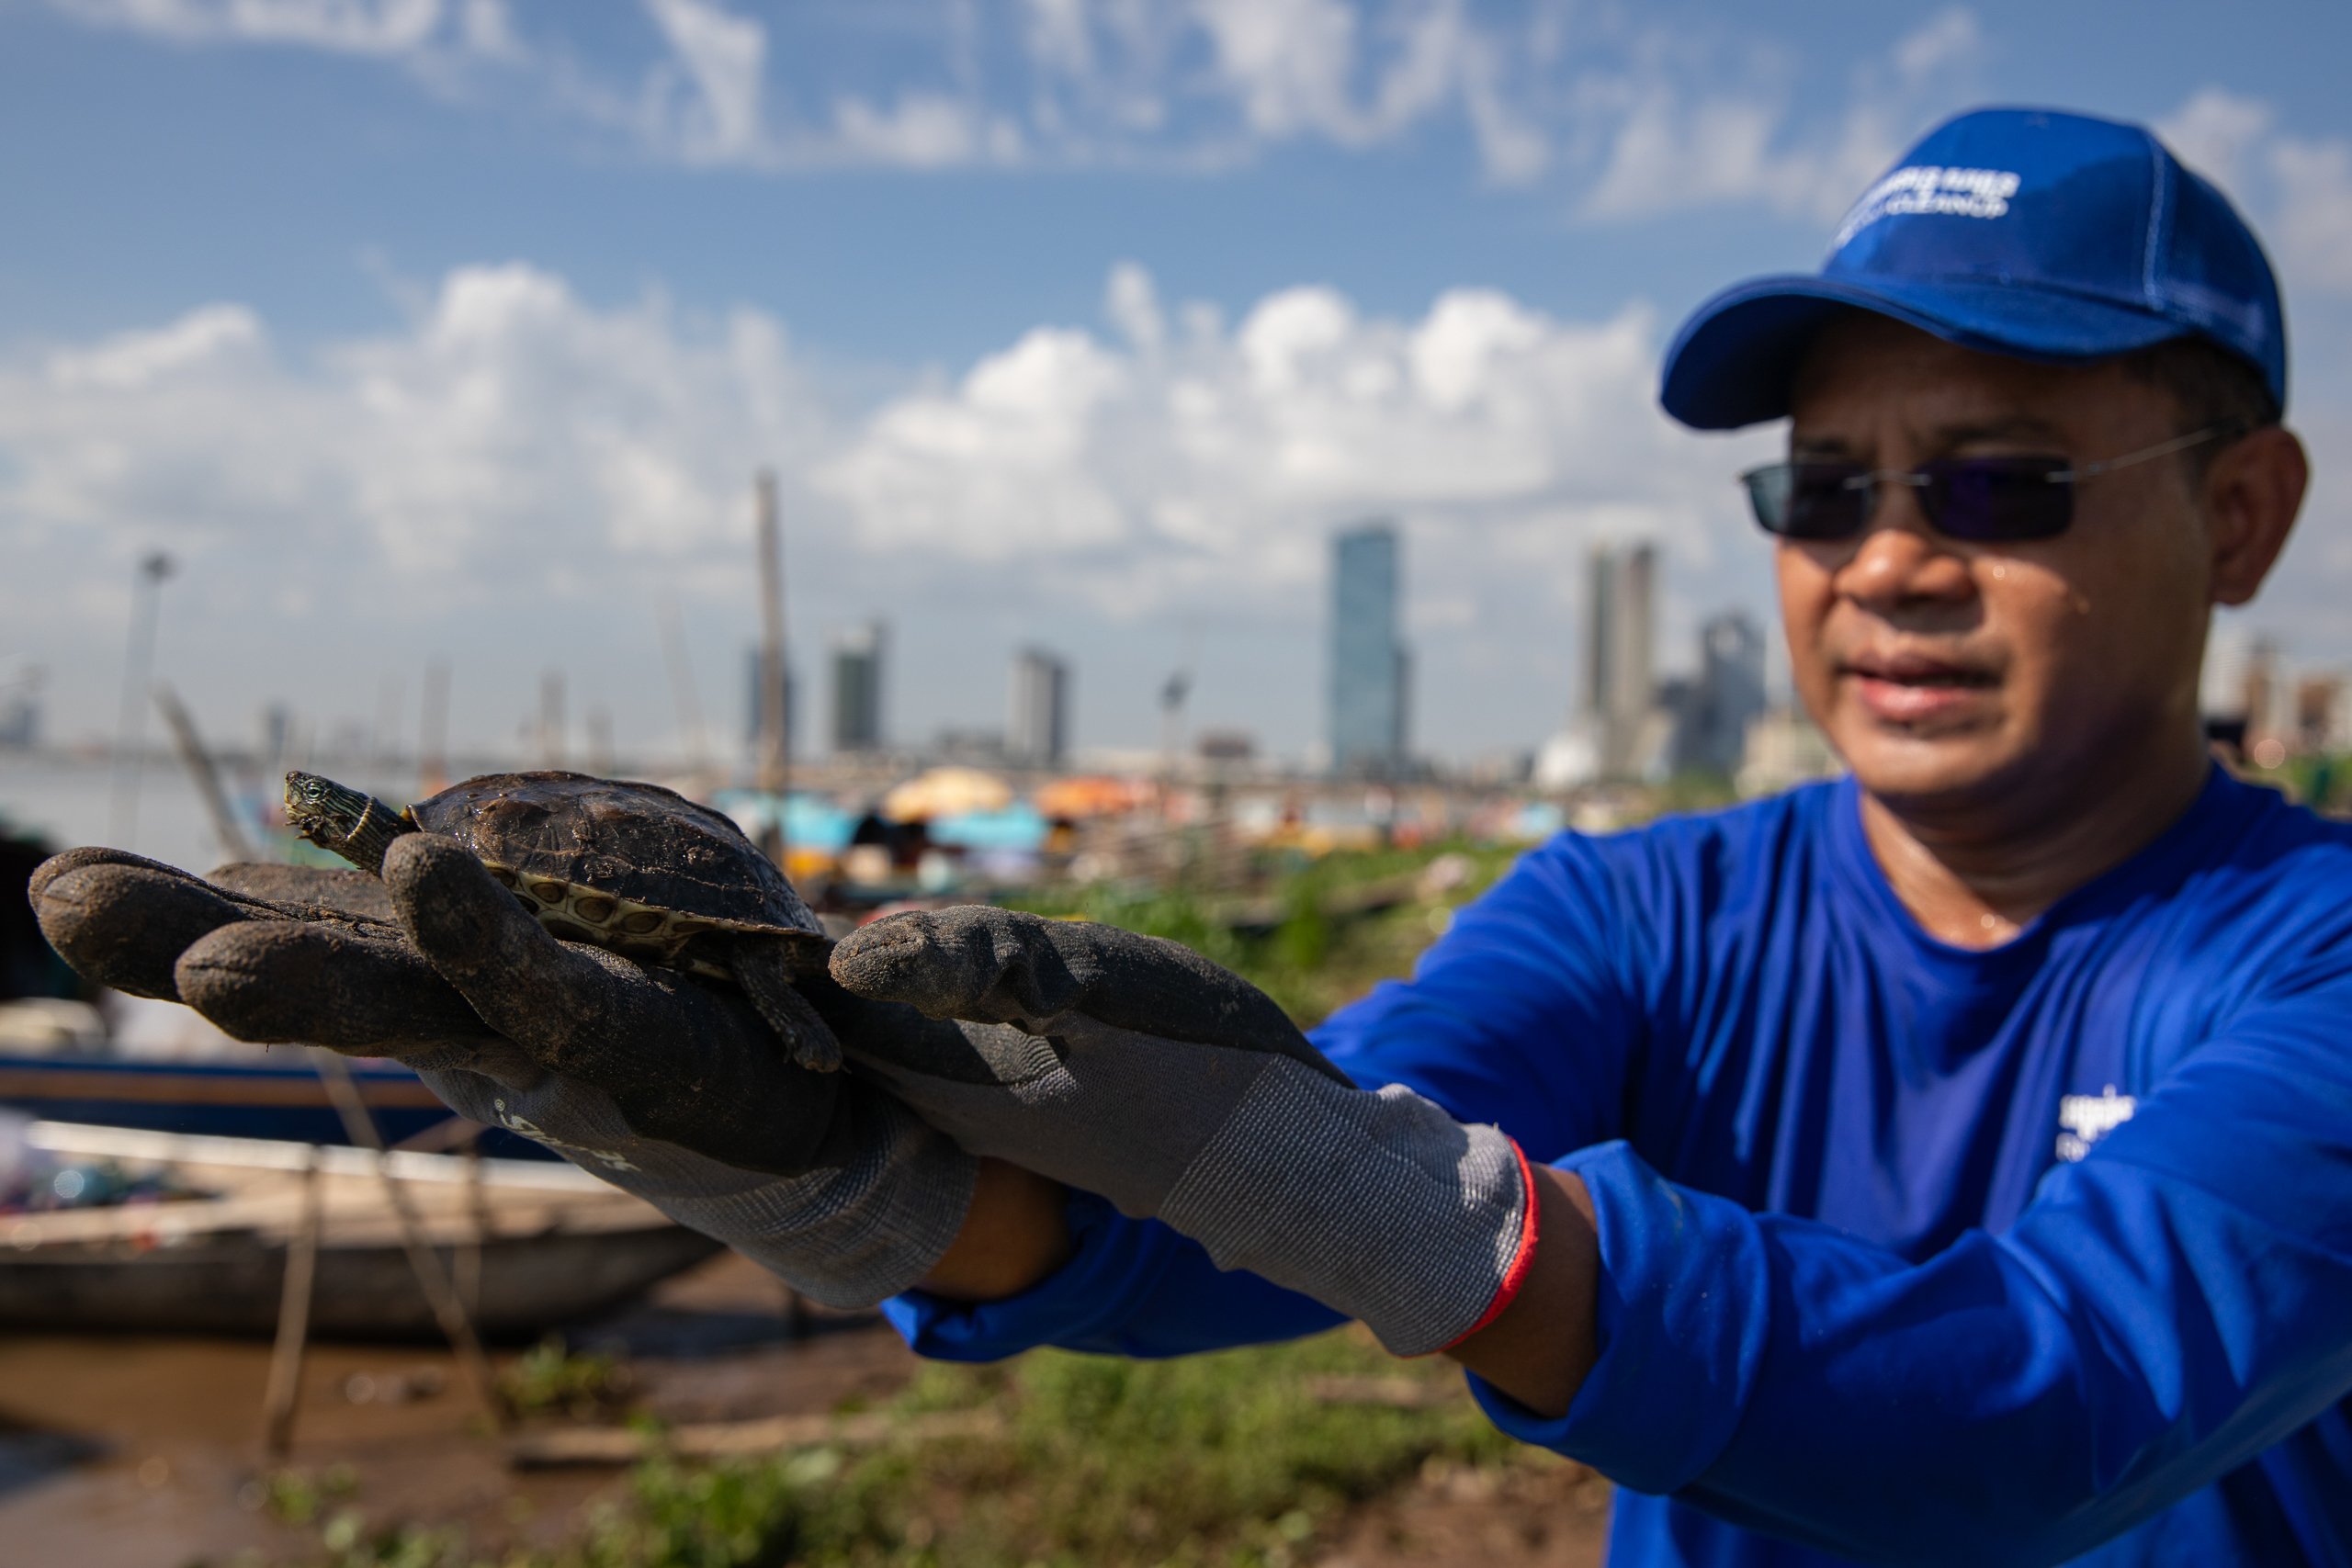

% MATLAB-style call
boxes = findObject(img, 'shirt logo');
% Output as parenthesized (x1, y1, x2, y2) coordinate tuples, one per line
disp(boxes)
(492, 1098, 640, 1172)
(1834, 164, 2022, 250)
(2054, 1086, 2136, 1163)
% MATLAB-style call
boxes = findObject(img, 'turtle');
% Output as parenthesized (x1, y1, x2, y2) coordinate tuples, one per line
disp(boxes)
(281, 769, 842, 1072)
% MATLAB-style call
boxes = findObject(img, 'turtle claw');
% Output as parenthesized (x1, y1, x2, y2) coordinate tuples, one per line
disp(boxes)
(786, 1028, 844, 1075)
(735, 942, 845, 1075)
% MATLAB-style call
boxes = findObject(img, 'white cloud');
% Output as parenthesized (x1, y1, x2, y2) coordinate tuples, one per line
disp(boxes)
(1457, 27, 1549, 185)
(0, 262, 1791, 757)
(1891, 6, 1983, 85)
(22, 255, 2347, 757)
(38, 0, 1979, 208)
(2267, 139, 2352, 294)
(2157, 87, 2352, 297)
(640, 0, 767, 162)
(0, 261, 1755, 626)
(819, 265, 1752, 623)
(1577, 9, 1981, 225)
(829, 92, 1024, 169)
(47, 0, 491, 57)
(0, 264, 836, 599)
(1190, 0, 1462, 148)
(1103, 262, 1166, 355)
(2157, 87, 2274, 195)
(48, 304, 267, 389)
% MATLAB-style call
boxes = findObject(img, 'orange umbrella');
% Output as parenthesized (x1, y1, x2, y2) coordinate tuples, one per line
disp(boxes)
(1032, 774, 1144, 819)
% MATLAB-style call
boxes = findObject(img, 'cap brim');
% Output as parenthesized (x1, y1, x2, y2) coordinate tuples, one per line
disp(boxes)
(1659, 275, 2192, 431)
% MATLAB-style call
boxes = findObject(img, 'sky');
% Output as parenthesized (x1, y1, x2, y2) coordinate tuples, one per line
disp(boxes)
(6, 0, 2352, 770)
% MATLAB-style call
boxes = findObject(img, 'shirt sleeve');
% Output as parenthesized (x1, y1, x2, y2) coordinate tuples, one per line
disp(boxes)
(888, 832, 1650, 1361)
(1470, 952, 2352, 1565)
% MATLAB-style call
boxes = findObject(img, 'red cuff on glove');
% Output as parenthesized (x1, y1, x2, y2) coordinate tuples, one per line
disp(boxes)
(1440, 1137, 1541, 1352)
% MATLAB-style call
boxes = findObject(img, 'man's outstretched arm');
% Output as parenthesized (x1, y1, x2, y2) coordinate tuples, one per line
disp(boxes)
(918, 1154, 1601, 1418)
(879, 832, 1644, 1367)
(918, 1158, 1074, 1302)
(865, 900, 2352, 1564)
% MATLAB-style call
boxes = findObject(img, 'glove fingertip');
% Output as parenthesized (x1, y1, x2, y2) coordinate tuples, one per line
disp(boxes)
(383, 833, 536, 963)
(174, 922, 311, 1043)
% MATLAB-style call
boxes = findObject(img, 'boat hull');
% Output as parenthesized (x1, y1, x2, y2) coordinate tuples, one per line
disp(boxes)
(0, 1226, 721, 1338)
(0, 1055, 551, 1157)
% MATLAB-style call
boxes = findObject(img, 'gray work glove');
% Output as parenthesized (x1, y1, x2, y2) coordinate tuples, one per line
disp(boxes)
(827, 907, 1537, 1356)
(29, 842, 974, 1308)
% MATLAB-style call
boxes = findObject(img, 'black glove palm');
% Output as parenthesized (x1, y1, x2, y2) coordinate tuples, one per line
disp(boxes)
(31, 840, 836, 1173)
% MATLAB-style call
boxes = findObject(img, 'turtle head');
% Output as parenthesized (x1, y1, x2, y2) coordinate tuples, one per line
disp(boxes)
(284, 771, 415, 876)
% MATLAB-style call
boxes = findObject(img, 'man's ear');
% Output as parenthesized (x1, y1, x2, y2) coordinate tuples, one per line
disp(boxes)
(2206, 425, 2309, 607)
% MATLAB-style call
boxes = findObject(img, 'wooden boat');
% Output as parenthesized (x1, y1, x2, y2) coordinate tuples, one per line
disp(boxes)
(0, 1051, 552, 1156)
(0, 1122, 719, 1338)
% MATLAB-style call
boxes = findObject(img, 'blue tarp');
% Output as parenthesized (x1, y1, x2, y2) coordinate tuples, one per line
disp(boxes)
(714, 791, 859, 852)
(928, 805, 1048, 852)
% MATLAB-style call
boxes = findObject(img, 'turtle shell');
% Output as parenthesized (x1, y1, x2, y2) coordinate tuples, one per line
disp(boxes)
(409, 772, 824, 959)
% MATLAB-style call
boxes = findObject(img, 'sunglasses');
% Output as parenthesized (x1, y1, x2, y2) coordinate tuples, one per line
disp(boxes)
(1738, 423, 2244, 542)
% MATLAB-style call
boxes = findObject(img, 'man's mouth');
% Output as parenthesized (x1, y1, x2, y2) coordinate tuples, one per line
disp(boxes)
(1840, 652, 1997, 725)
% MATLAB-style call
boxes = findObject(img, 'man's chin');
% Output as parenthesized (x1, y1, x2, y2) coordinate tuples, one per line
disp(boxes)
(1833, 721, 2026, 812)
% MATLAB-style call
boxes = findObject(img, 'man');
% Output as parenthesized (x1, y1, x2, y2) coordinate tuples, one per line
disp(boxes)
(32, 107, 2352, 1563)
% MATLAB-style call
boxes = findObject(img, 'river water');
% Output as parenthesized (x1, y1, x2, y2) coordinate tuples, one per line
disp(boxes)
(0, 749, 435, 876)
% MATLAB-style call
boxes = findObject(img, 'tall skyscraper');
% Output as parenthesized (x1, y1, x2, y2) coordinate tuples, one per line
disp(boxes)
(1329, 522, 1409, 776)
(830, 621, 886, 754)
(1582, 544, 1613, 718)
(1008, 646, 1069, 767)
(1670, 611, 1768, 776)
(1583, 542, 1657, 777)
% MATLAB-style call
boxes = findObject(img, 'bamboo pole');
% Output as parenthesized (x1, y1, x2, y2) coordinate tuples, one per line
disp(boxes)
(153, 681, 257, 863)
(309, 1048, 504, 1428)
(657, 594, 714, 790)
(417, 658, 451, 797)
(259, 1145, 325, 1457)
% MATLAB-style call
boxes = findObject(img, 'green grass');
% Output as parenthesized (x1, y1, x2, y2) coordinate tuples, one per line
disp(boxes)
(498, 1337, 634, 1422)
(218, 840, 1578, 1568)
(223, 1331, 1546, 1568)
(1010, 839, 1524, 1027)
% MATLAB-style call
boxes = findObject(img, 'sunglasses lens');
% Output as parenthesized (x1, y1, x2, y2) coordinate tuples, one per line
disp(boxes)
(1745, 464, 1870, 538)
(1921, 457, 2074, 540)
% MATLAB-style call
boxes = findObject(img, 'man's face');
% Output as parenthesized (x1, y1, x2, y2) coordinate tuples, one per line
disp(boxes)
(1781, 317, 2217, 818)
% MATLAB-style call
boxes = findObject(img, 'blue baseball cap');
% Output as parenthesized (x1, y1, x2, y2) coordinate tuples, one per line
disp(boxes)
(1660, 107, 2287, 430)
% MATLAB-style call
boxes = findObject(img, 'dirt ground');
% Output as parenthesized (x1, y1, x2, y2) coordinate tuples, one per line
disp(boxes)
(1317, 1457, 1610, 1567)
(0, 1251, 1611, 1567)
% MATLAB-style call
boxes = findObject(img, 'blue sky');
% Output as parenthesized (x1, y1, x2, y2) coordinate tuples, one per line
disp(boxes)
(6, 0, 2352, 767)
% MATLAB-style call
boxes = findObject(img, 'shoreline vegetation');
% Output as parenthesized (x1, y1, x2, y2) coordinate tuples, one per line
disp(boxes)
(231, 1329, 1592, 1568)
(226, 840, 1611, 1568)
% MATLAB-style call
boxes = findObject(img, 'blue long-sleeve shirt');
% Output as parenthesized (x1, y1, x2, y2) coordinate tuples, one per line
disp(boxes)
(886, 767, 2352, 1566)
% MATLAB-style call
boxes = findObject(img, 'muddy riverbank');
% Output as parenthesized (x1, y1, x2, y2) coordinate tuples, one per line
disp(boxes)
(0, 1249, 1608, 1567)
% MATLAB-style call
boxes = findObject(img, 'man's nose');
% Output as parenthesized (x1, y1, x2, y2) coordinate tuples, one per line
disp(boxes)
(1833, 485, 1976, 610)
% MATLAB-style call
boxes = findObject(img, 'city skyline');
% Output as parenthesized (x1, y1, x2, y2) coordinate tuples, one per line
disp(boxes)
(8, 5, 2352, 764)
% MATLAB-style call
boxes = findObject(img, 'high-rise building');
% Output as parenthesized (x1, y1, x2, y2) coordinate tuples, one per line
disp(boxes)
(1583, 542, 1657, 777)
(1008, 647, 1069, 767)
(830, 622, 887, 754)
(1329, 522, 1409, 776)
(256, 703, 290, 765)
(0, 694, 37, 750)
(1670, 611, 1769, 776)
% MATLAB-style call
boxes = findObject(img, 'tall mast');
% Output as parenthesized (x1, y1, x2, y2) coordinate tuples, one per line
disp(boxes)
(754, 468, 790, 862)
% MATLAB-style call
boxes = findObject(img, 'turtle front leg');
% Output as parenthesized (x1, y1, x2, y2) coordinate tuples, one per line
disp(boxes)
(733, 940, 844, 1074)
